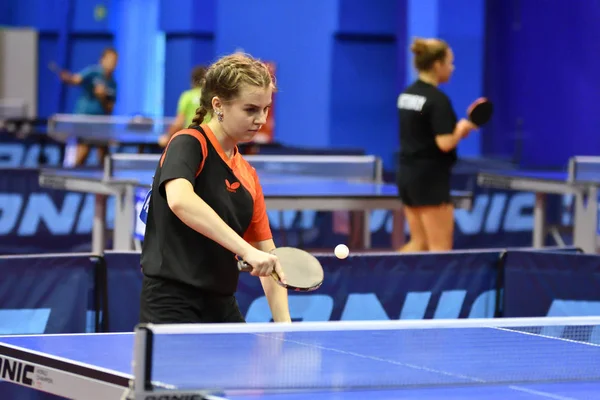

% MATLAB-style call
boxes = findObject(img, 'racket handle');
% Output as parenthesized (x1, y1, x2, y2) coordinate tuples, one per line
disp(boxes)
(237, 260, 252, 272)
(236, 248, 277, 273)
(237, 260, 282, 282)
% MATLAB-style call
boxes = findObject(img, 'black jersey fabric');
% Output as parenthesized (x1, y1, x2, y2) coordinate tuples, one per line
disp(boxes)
(396, 79, 458, 207)
(139, 125, 272, 296)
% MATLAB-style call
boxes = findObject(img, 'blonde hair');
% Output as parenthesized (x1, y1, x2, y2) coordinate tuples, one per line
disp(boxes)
(191, 52, 276, 126)
(410, 37, 449, 71)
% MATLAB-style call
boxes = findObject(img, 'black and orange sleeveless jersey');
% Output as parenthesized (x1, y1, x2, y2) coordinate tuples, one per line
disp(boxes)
(140, 124, 272, 295)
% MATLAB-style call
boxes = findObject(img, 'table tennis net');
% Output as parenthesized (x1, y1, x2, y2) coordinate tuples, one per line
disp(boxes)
(570, 156, 600, 184)
(138, 317, 600, 394)
(109, 154, 382, 182)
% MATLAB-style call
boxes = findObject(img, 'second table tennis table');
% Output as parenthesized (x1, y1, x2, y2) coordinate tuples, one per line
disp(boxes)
(39, 154, 474, 254)
(477, 156, 600, 253)
(0, 316, 599, 399)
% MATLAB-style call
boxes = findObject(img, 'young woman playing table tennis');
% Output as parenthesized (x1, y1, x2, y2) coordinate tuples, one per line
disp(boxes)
(396, 38, 480, 252)
(139, 52, 291, 324)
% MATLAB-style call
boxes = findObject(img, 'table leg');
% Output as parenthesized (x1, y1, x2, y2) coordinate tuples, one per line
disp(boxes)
(573, 187, 598, 253)
(113, 186, 135, 251)
(533, 193, 547, 248)
(92, 194, 107, 255)
(349, 211, 365, 249)
(362, 210, 371, 249)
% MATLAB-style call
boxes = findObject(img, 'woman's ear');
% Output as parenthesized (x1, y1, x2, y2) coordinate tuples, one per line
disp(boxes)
(211, 96, 222, 111)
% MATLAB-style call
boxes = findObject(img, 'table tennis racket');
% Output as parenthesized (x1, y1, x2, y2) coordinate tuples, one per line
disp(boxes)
(48, 61, 67, 78)
(238, 247, 324, 292)
(48, 61, 61, 74)
(48, 61, 74, 84)
(467, 98, 493, 127)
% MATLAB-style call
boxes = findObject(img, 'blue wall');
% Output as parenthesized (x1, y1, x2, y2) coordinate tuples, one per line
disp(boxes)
(484, 0, 600, 168)
(2, 0, 404, 168)
(160, 0, 216, 118)
(4, 0, 115, 116)
(215, 0, 339, 149)
(111, 0, 162, 117)
(4, 0, 600, 170)
(330, 0, 400, 168)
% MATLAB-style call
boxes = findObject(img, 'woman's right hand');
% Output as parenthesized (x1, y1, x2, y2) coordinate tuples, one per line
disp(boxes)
(240, 247, 282, 279)
(455, 118, 478, 139)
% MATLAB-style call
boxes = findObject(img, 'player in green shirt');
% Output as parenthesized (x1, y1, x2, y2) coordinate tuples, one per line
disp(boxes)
(159, 65, 211, 147)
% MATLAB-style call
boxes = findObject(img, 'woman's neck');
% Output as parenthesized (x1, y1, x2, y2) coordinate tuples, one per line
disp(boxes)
(418, 72, 439, 86)
(206, 119, 236, 158)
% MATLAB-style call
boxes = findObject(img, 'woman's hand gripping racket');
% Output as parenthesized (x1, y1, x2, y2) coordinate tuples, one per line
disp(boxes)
(238, 247, 324, 292)
(467, 98, 493, 127)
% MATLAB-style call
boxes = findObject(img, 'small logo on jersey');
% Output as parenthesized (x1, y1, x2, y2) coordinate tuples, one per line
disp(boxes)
(398, 93, 426, 112)
(226, 179, 240, 193)
(139, 189, 152, 223)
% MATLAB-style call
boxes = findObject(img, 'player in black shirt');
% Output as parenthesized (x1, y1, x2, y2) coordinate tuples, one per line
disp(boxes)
(139, 52, 291, 324)
(396, 38, 479, 252)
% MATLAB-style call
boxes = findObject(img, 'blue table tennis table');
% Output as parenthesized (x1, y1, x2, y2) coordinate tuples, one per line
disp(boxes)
(47, 113, 174, 146)
(39, 154, 474, 254)
(478, 156, 600, 253)
(1, 317, 599, 400)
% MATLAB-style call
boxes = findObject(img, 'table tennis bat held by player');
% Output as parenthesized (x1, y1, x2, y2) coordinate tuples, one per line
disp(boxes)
(467, 98, 493, 127)
(238, 247, 324, 292)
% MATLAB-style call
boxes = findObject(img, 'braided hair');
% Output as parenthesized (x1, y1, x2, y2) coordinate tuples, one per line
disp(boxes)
(190, 52, 276, 126)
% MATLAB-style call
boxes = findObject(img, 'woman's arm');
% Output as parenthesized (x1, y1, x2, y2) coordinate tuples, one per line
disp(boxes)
(164, 178, 277, 275)
(434, 120, 474, 152)
(252, 239, 291, 323)
(432, 96, 480, 152)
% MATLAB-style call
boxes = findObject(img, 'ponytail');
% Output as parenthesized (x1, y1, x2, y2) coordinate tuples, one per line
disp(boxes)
(410, 37, 449, 71)
(190, 107, 208, 127)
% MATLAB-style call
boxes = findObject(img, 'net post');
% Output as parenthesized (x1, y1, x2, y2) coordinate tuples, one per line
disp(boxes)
(132, 323, 155, 395)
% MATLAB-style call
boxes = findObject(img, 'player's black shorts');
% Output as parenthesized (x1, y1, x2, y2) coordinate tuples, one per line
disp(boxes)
(396, 164, 452, 207)
(139, 275, 245, 324)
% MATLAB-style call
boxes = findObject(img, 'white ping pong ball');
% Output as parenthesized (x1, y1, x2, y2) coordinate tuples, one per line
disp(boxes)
(334, 244, 349, 259)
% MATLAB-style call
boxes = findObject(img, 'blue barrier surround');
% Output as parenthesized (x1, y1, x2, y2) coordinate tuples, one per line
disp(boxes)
(0, 246, 592, 335)
(0, 252, 102, 334)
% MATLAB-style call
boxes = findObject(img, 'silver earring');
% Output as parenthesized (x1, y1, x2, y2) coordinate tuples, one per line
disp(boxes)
(215, 109, 223, 122)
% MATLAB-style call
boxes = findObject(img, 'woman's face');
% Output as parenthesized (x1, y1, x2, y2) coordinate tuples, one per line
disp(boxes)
(101, 51, 118, 74)
(436, 48, 455, 84)
(218, 84, 272, 143)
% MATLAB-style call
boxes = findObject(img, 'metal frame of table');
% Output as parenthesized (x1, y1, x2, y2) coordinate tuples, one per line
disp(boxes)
(477, 166, 599, 254)
(39, 170, 473, 254)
